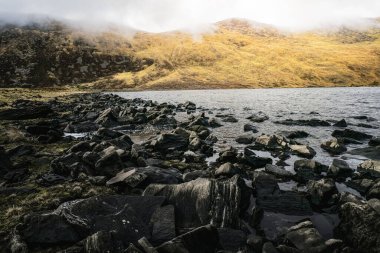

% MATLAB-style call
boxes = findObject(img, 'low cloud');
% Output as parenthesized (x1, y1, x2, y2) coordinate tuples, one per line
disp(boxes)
(0, 0, 379, 32)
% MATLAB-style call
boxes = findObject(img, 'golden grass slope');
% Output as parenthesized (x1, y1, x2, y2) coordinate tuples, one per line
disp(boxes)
(91, 19, 380, 89)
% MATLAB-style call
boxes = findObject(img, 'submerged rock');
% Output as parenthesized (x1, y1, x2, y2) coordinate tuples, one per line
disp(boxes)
(332, 129, 372, 141)
(334, 119, 348, 127)
(275, 119, 330, 127)
(243, 124, 258, 133)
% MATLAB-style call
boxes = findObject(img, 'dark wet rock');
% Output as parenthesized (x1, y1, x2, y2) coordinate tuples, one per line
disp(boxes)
(369, 137, 380, 147)
(332, 129, 372, 141)
(254, 134, 288, 151)
(357, 160, 380, 178)
(284, 221, 331, 253)
(152, 133, 189, 153)
(265, 164, 293, 178)
(184, 101, 196, 110)
(294, 159, 327, 183)
(321, 138, 347, 155)
(351, 115, 376, 121)
(0, 104, 52, 120)
(217, 147, 238, 163)
(150, 205, 176, 245)
(262, 242, 279, 253)
(151, 115, 177, 127)
(143, 176, 250, 229)
(183, 170, 209, 182)
(51, 153, 81, 176)
(307, 178, 338, 208)
(243, 148, 272, 168)
(334, 119, 348, 127)
(328, 159, 353, 179)
(69, 141, 93, 153)
(346, 178, 374, 195)
(21, 195, 166, 246)
(338, 192, 365, 206)
(94, 148, 124, 177)
(217, 228, 246, 251)
(367, 181, 380, 199)
(36, 173, 66, 186)
(253, 171, 312, 215)
(95, 108, 119, 127)
(246, 235, 264, 252)
(235, 134, 253, 144)
(209, 118, 223, 128)
(283, 130, 309, 139)
(289, 145, 316, 159)
(243, 124, 258, 133)
(64, 121, 99, 133)
(348, 146, 380, 160)
(275, 119, 330, 127)
(215, 162, 240, 178)
(83, 231, 125, 253)
(357, 123, 377, 129)
(335, 199, 380, 252)
(247, 112, 269, 123)
(92, 127, 125, 141)
(106, 167, 182, 189)
(156, 225, 220, 253)
(221, 115, 238, 123)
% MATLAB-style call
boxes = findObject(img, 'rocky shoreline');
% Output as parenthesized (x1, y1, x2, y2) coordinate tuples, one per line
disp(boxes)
(0, 92, 379, 253)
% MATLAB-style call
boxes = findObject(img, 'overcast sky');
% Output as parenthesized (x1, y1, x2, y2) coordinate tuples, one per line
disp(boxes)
(0, 0, 379, 32)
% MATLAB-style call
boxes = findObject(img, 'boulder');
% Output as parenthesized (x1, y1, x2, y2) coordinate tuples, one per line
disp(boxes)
(335, 199, 380, 252)
(307, 178, 338, 208)
(262, 242, 279, 253)
(243, 148, 272, 168)
(209, 118, 223, 128)
(143, 176, 250, 229)
(328, 159, 353, 179)
(369, 137, 380, 147)
(290, 145, 316, 159)
(94, 148, 124, 177)
(106, 167, 182, 189)
(346, 178, 374, 195)
(283, 130, 309, 139)
(334, 119, 348, 127)
(153, 133, 189, 153)
(357, 160, 380, 178)
(367, 181, 380, 199)
(95, 108, 119, 127)
(183, 170, 209, 182)
(275, 119, 330, 127)
(284, 221, 329, 252)
(235, 134, 253, 144)
(221, 115, 238, 123)
(243, 124, 258, 133)
(265, 164, 293, 179)
(293, 159, 327, 183)
(215, 162, 240, 178)
(332, 129, 372, 141)
(321, 138, 347, 155)
(246, 112, 269, 123)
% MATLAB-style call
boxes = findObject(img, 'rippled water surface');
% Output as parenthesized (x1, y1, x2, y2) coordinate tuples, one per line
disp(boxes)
(114, 87, 380, 169)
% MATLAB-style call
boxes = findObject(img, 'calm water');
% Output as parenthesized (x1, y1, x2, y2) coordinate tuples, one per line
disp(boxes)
(115, 87, 380, 169)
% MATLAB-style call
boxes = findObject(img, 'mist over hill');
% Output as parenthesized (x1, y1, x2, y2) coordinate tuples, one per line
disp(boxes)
(0, 18, 379, 89)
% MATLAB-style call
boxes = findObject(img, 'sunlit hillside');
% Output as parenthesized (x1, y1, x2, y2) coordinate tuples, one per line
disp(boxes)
(92, 18, 380, 89)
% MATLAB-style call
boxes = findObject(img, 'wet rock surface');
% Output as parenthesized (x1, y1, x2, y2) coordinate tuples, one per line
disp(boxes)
(0, 91, 379, 253)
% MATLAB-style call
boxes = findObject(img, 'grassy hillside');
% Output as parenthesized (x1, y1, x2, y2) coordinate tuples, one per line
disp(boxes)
(1, 19, 380, 89)
(92, 19, 380, 89)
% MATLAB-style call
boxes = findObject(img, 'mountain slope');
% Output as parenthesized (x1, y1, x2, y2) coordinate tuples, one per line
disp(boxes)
(1, 19, 380, 89)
